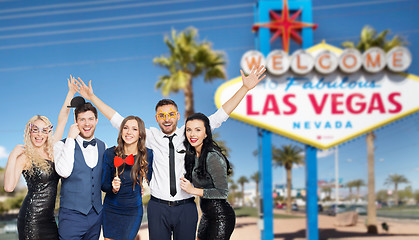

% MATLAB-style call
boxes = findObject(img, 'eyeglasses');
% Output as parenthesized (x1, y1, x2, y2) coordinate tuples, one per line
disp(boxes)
(29, 123, 53, 134)
(156, 109, 178, 121)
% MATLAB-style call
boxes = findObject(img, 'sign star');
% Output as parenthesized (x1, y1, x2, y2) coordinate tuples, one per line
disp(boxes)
(252, 0, 318, 52)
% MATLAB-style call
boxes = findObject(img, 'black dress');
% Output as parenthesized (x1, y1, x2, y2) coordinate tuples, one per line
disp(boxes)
(17, 160, 59, 240)
(192, 151, 236, 240)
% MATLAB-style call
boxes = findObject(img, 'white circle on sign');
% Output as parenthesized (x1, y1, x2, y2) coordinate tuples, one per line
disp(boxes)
(386, 46, 412, 72)
(339, 48, 362, 73)
(362, 47, 386, 73)
(240, 50, 266, 75)
(290, 50, 314, 75)
(314, 50, 338, 74)
(266, 50, 289, 75)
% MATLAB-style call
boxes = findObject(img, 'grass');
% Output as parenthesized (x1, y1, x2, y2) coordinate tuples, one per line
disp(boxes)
(377, 205, 419, 219)
(234, 207, 303, 219)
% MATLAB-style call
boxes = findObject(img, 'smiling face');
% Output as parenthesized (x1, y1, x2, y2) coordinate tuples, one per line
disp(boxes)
(185, 119, 207, 153)
(155, 104, 180, 135)
(29, 119, 50, 148)
(122, 119, 140, 145)
(76, 110, 97, 140)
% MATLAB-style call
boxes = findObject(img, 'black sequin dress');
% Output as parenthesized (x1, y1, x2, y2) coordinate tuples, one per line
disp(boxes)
(17, 160, 59, 240)
(192, 151, 236, 240)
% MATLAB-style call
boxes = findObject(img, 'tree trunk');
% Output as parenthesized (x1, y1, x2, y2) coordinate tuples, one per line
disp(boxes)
(184, 74, 195, 118)
(349, 187, 353, 201)
(241, 184, 245, 206)
(394, 183, 399, 206)
(366, 132, 378, 234)
(255, 182, 259, 210)
(357, 187, 360, 202)
(286, 168, 292, 214)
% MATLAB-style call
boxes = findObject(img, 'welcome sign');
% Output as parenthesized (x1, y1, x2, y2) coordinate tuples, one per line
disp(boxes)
(215, 42, 419, 149)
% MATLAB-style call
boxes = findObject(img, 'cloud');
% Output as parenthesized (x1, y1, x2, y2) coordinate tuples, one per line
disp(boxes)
(317, 148, 335, 158)
(0, 146, 8, 159)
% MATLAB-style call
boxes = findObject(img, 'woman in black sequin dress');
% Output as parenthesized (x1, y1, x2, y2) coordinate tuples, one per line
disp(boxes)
(180, 113, 235, 240)
(3, 76, 76, 240)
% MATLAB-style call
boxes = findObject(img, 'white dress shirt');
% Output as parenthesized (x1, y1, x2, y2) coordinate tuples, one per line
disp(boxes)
(54, 135, 106, 178)
(110, 107, 229, 201)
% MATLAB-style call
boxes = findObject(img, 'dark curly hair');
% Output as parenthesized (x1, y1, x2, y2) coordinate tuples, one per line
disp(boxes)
(183, 113, 231, 182)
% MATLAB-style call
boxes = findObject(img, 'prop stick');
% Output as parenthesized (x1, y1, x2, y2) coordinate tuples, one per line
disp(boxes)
(114, 154, 134, 177)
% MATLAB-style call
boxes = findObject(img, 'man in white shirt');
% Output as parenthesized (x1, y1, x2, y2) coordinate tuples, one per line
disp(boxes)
(73, 66, 266, 240)
(54, 100, 106, 240)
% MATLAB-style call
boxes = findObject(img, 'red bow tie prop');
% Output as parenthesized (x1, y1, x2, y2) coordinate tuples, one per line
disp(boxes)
(114, 154, 134, 168)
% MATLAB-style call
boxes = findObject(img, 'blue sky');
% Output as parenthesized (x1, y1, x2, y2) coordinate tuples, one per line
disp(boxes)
(0, 0, 418, 196)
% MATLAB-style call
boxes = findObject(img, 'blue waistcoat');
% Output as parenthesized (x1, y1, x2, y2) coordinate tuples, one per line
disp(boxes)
(60, 138, 105, 215)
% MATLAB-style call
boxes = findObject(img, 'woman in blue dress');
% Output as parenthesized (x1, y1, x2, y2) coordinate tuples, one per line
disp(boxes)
(102, 115, 152, 240)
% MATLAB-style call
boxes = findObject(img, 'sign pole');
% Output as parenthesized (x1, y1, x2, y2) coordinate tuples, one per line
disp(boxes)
(257, 128, 273, 240)
(305, 145, 319, 240)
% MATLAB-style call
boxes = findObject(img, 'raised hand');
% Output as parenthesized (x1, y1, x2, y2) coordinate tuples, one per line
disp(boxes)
(67, 75, 77, 95)
(74, 77, 94, 101)
(112, 176, 121, 193)
(240, 65, 267, 91)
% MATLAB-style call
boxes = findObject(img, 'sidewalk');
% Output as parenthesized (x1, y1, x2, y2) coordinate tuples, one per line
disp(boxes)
(138, 210, 419, 240)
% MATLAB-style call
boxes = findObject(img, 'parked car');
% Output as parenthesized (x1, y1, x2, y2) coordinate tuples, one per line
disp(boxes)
(346, 205, 367, 215)
(318, 204, 323, 212)
(275, 203, 286, 209)
(4, 223, 18, 234)
(291, 203, 299, 211)
(325, 204, 346, 216)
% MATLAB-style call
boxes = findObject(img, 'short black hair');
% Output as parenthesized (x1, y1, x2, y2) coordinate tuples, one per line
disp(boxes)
(155, 99, 178, 112)
(75, 102, 98, 120)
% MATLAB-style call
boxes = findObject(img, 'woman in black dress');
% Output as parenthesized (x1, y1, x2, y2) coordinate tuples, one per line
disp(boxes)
(3, 76, 76, 240)
(180, 113, 235, 240)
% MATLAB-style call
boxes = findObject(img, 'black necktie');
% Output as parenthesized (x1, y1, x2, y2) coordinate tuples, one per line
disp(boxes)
(83, 139, 97, 148)
(164, 134, 177, 197)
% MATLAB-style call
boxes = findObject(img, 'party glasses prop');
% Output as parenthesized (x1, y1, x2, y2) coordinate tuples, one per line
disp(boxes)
(156, 109, 178, 121)
(29, 123, 53, 134)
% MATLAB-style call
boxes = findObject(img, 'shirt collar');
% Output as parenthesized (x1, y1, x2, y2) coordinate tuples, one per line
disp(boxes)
(76, 135, 96, 145)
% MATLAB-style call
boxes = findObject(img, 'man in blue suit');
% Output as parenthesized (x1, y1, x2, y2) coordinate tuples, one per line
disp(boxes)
(54, 98, 106, 240)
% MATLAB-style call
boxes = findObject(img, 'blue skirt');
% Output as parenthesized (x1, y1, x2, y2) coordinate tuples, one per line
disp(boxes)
(103, 207, 143, 240)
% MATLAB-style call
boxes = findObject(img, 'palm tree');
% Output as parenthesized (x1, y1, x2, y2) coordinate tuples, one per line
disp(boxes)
(213, 132, 230, 158)
(384, 174, 409, 206)
(272, 144, 304, 213)
(352, 179, 366, 202)
(153, 27, 227, 118)
(251, 172, 260, 208)
(346, 181, 355, 201)
(341, 25, 406, 234)
(237, 176, 249, 206)
(229, 181, 239, 207)
(321, 186, 332, 200)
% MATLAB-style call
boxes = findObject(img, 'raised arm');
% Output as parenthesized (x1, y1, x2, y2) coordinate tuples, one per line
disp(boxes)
(207, 65, 266, 131)
(222, 65, 266, 115)
(74, 77, 116, 120)
(53, 75, 77, 143)
(4, 145, 27, 192)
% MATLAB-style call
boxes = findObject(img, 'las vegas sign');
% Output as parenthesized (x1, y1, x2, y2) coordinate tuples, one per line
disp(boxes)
(215, 42, 418, 149)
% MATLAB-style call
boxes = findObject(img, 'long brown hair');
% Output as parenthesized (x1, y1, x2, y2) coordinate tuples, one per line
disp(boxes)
(114, 116, 148, 190)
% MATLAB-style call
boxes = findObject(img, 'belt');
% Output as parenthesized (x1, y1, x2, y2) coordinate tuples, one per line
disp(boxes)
(150, 195, 195, 207)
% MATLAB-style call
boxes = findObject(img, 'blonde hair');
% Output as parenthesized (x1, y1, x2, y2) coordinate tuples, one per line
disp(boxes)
(23, 115, 54, 175)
